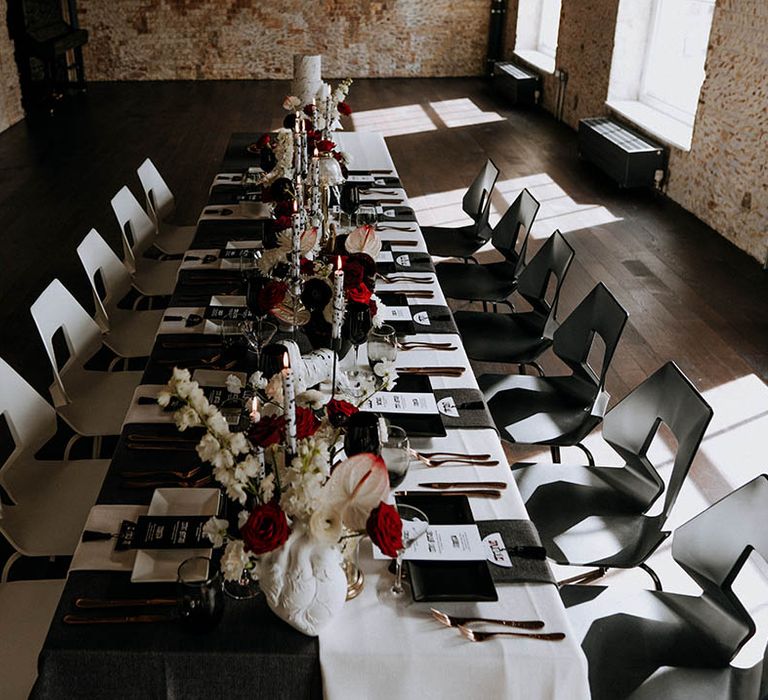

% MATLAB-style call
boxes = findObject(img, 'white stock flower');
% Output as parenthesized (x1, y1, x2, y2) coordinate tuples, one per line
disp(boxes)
(259, 472, 276, 503)
(187, 385, 208, 414)
(171, 367, 192, 386)
(202, 516, 229, 548)
(211, 448, 235, 471)
(174, 406, 201, 431)
(228, 431, 249, 455)
(225, 481, 248, 505)
(265, 374, 284, 403)
(239, 453, 261, 478)
(196, 433, 221, 462)
(248, 371, 268, 391)
(225, 374, 243, 395)
(237, 509, 250, 529)
(157, 390, 172, 408)
(220, 540, 250, 582)
(373, 360, 398, 391)
(206, 410, 230, 438)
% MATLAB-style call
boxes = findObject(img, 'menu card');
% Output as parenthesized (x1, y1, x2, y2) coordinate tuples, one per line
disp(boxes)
(372, 524, 485, 561)
(360, 392, 438, 415)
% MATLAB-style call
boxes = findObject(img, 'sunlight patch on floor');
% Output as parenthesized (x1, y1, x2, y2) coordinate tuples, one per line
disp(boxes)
(428, 98, 505, 128)
(351, 104, 438, 138)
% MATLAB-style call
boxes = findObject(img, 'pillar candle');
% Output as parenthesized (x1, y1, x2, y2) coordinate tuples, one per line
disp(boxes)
(282, 354, 297, 454)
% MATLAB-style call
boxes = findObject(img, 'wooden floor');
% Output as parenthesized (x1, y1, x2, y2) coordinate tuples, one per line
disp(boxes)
(1, 79, 767, 606)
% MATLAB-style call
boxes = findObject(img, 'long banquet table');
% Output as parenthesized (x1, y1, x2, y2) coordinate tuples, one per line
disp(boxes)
(32, 131, 590, 699)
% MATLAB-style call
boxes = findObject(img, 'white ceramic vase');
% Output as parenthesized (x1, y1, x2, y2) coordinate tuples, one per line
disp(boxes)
(257, 527, 347, 636)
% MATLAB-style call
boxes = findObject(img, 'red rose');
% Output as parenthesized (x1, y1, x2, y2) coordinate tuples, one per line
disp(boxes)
(272, 215, 292, 233)
(316, 138, 336, 153)
(346, 282, 372, 305)
(300, 257, 315, 276)
(257, 280, 288, 314)
(256, 133, 271, 149)
(303, 104, 316, 116)
(348, 252, 376, 285)
(343, 259, 365, 288)
(248, 414, 285, 448)
(273, 200, 295, 218)
(366, 503, 403, 558)
(326, 399, 358, 428)
(337, 101, 352, 116)
(368, 299, 378, 318)
(295, 406, 321, 440)
(241, 501, 290, 554)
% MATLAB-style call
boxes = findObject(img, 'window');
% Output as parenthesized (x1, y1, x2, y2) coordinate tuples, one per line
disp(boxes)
(514, 0, 563, 74)
(607, 0, 716, 150)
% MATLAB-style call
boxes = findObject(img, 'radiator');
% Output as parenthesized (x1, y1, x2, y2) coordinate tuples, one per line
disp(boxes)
(493, 62, 539, 107)
(578, 117, 666, 188)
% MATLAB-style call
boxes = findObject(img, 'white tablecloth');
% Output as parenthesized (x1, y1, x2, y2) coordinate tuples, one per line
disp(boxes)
(319, 133, 590, 699)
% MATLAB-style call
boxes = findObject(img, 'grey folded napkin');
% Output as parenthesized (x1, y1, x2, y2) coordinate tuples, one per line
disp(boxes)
(476, 519, 555, 585)
(434, 388, 496, 430)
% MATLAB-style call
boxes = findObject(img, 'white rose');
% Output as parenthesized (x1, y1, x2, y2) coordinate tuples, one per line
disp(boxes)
(220, 540, 250, 582)
(225, 374, 243, 395)
(202, 516, 229, 548)
(248, 371, 268, 391)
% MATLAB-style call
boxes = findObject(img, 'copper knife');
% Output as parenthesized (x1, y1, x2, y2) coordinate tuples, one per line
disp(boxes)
(395, 489, 502, 499)
(418, 482, 508, 490)
(75, 597, 178, 609)
(63, 613, 174, 624)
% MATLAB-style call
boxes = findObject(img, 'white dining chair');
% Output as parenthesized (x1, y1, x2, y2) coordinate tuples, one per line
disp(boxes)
(137, 157, 196, 254)
(110, 186, 180, 296)
(0, 358, 109, 563)
(30, 279, 142, 440)
(76, 228, 163, 357)
(0, 579, 66, 700)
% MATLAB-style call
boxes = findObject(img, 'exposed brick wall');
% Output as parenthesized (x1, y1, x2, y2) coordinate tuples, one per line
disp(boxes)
(77, 0, 491, 80)
(504, 0, 767, 264)
(0, 0, 24, 132)
(667, 0, 768, 264)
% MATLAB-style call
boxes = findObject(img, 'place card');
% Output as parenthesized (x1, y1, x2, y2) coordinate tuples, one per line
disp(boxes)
(372, 524, 485, 561)
(220, 247, 262, 259)
(133, 515, 212, 550)
(376, 250, 394, 264)
(378, 305, 412, 322)
(346, 174, 375, 184)
(360, 392, 438, 415)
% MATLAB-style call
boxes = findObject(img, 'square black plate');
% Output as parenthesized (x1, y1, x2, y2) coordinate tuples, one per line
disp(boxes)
(395, 494, 498, 603)
(375, 375, 446, 438)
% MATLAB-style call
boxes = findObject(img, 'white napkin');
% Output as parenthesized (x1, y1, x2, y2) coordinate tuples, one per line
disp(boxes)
(157, 307, 218, 335)
(198, 201, 271, 222)
(70, 505, 147, 572)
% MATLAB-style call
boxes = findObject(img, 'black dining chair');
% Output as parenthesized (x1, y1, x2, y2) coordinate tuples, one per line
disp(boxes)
(512, 361, 713, 589)
(478, 282, 629, 465)
(435, 188, 540, 309)
(561, 474, 768, 700)
(453, 229, 575, 374)
(420, 159, 499, 260)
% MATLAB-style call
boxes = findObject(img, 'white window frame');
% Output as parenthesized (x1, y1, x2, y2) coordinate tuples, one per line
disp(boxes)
(514, 0, 562, 74)
(536, 0, 562, 60)
(638, 0, 715, 126)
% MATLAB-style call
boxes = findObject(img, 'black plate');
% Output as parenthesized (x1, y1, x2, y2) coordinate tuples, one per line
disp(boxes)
(395, 494, 498, 603)
(374, 375, 446, 438)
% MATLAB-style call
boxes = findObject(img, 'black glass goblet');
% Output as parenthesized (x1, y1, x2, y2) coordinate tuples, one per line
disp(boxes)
(259, 342, 288, 380)
(343, 412, 382, 457)
(344, 301, 373, 363)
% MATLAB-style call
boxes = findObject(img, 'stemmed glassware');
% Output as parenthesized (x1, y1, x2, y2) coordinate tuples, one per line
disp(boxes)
(367, 324, 398, 368)
(381, 425, 410, 489)
(384, 504, 430, 600)
(177, 557, 225, 632)
(342, 301, 372, 396)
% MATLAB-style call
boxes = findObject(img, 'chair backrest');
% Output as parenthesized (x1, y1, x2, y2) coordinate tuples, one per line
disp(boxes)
(462, 159, 499, 223)
(601, 362, 713, 519)
(672, 475, 768, 657)
(76, 228, 134, 332)
(30, 279, 103, 407)
(515, 229, 575, 337)
(137, 157, 175, 225)
(110, 186, 157, 273)
(552, 282, 628, 392)
(0, 358, 57, 485)
(491, 188, 540, 269)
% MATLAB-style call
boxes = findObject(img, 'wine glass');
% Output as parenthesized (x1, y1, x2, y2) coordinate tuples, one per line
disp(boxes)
(343, 301, 373, 394)
(386, 504, 430, 600)
(343, 411, 382, 457)
(177, 557, 225, 632)
(367, 324, 398, 369)
(219, 319, 243, 352)
(259, 342, 288, 380)
(339, 181, 360, 217)
(381, 425, 410, 489)
(355, 205, 378, 228)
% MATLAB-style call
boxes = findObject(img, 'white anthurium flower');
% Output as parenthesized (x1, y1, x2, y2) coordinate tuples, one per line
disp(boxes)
(225, 374, 243, 395)
(202, 516, 229, 548)
(297, 389, 329, 409)
(174, 406, 201, 431)
(221, 540, 250, 582)
(248, 371, 267, 391)
(282, 95, 301, 111)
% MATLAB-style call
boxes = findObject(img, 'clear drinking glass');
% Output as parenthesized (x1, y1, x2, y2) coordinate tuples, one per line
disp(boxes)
(381, 425, 410, 489)
(177, 556, 225, 632)
(355, 205, 378, 227)
(219, 319, 243, 350)
(367, 324, 398, 369)
(385, 504, 430, 600)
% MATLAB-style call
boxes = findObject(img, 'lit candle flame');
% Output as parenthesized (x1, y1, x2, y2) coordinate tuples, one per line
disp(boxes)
(336, 255, 342, 271)
(283, 352, 290, 370)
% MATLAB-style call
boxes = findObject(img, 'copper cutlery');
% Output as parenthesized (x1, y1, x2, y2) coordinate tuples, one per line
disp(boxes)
(121, 476, 212, 489)
(397, 341, 456, 351)
(418, 481, 507, 490)
(395, 489, 502, 499)
(398, 367, 465, 377)
(413, 455, 500, 467)
(119, 466, 202, 480)
(75, 597, 178, 609)
(458, 625, 565, 642)
(430, 608, 544, 630)
(63, 614, 174, 625)
(418, 452, 492, 459)
(383, 239, 419, 246)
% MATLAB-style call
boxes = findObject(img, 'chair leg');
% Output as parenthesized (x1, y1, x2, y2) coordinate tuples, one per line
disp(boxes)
(482, 301, 488, 312)
(1, 552, 22, 582)
(531, 362, 545, 377)
(640, 563, 663, 591)
(557, 567, 608, 587)
(575, 443, 595, 466)
(492, 303, 498, 313)
(518, 364, 526, 375)
(550, 445, 561, 463)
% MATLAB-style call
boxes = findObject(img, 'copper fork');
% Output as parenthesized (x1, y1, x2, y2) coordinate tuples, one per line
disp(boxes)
(458, 625, 565, 642)
(430, 608, 544, 630)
